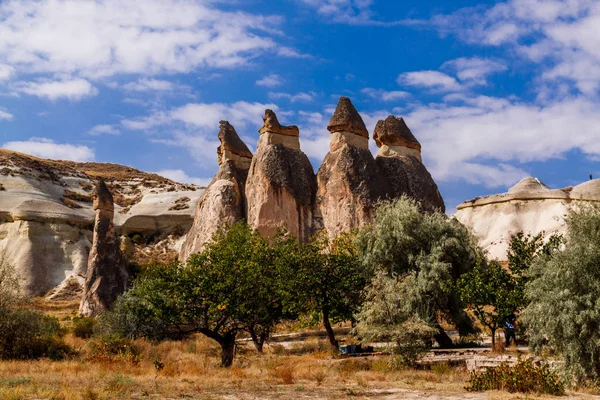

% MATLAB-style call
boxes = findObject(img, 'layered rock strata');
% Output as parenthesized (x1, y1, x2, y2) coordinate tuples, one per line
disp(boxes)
(316, 97, 390, 238)
(455, 177, 600, 260)
(79, 181, 129, 317)
(373, 116, 445, 213)
(0, 149, 201, 296)
(180, 121, 252, 260)
(245, 110, 317, 241)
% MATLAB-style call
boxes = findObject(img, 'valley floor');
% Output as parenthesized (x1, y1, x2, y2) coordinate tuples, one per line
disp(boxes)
(0, 300, 596, 400)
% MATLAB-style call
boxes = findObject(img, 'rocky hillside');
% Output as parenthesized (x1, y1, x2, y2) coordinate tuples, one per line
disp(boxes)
(454, 177, 600, 260)
(0, 149, 203, 295)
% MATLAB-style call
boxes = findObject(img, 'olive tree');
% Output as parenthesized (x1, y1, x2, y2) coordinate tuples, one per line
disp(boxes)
(523, 204, 600, 383)
(356, 197, 482, 347)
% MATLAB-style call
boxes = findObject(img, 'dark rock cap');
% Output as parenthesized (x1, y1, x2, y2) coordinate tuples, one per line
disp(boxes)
(217, 121, 253, 160)
(373, 116, 421, 151)
(92, 180, 114, 212)
(258, 109, 299, 137)
(327, 97, 368, 138)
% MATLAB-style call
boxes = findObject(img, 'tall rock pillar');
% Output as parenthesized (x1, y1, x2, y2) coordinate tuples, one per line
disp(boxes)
(245, 110, 317, 241)
(180, 121, 252, 260)
(316, 97, 390, 238)
(373, 115, 444, 213)
(79, 180, 129, 317)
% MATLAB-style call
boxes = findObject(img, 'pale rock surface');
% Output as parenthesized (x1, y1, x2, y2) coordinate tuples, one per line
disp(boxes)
(316, 97, 390, 238)
(180, 121, 251, 260)
(80, 180, 129, 317)
(246, 110, 316, 241)
(373, 115, 445, 213)
(455, 177, 600, 260)
(0, 149, 202, 295)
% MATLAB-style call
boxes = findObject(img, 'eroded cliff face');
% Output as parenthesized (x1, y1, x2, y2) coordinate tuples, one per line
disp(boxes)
(180, 121, 251, 261)
(0, 149, 202, 296)
(454, 177, 600, 260)
(316, 97, 390, 238)
(246, 110, 317, 241)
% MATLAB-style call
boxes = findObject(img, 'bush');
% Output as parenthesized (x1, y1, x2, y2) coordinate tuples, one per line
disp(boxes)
(0, 308, 71, 360)
(86, 335, 140, 363)
(72, 316, 97, 338)
(467, 358, 564, 395)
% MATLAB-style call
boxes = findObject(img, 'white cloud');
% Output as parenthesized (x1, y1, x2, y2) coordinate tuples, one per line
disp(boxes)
(0, 64, 14, 80)
(256, 74, 284, 87)
(2, 138, 94, 161)
(297, 0, 403, 26)
(268, 91, 316, 103)
(156, 169, 211, 187)
(14, 78, 98, 101)
(0, 0, 295, 80)
(121, 78, 175, 92)
(397, 70, 461, 92)
(88, 124, 120, 136)
(0, 108, 13, 120)
(442, 57, 507, 84)
(361, 88, 410, 101)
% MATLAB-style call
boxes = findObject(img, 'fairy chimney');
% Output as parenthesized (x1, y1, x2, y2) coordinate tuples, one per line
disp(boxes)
(180, 121, 251, 260)
(79, 180, 129, 317)
(245, 109, 316, 241)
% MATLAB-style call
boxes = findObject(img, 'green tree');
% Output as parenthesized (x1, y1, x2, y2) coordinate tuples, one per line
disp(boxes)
(356, 197, 482, 347)
(459, 261, 518, 348)
(523, 203, 600, 383)
(279, 233, 368, 349)
(100, 222, 287, 366)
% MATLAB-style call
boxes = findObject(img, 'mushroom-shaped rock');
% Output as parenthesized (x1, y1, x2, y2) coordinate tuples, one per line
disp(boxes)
(245, 109, 316, 241)
(316, 97, 390, 238)
(327, 97, 369, 151)
(79, 180, 129, 317)
(373, 116, 444, 213)
(181, 123, 251, 260)
(217, 121, 253, 169)
(373, 115, 422, 162)
(257, 109, 301, 150)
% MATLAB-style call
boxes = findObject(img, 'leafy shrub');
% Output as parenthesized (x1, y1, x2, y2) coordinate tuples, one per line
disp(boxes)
(72, 316, 96, 338)
(0, 308, 71, 360)
(86, 335, 140, 363)
(467, 358, 564, 395)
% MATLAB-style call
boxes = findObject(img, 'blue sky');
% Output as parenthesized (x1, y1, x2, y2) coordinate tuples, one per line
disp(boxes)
(1, 0, 599, 211)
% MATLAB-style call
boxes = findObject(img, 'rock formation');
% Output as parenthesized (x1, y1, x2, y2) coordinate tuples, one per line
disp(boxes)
(373, 115, 445, 213)
(180, 121, 252, 260)
(79, 180, 129, 317)
(316, 97, 390, 238)
(455, 177, 600, 260)
(0, 149, 201, 296)
(245, 110, 317, 241)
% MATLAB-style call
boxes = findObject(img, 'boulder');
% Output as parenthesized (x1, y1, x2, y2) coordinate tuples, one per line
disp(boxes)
(373, 115, 445, 213)
(79, 180, 129, 317)
(245, 110, 316, 241)
(180, 121, 251, 260)
(316, 97, 390, 238)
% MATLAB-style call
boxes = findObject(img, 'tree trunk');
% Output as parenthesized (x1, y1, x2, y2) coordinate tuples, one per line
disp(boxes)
(491, 328, 496, 349)
(433, 325, 453, 348)
(249, 327, 266, 354)
(220, 333, 236, 367)
(322, 308, 338, 350)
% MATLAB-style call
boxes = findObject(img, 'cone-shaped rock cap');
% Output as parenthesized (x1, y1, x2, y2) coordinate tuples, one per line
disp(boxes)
(508, 177, 550, 194)
(259, 109, 299, 137)
(218, 121, 252, 159)
(373, 115, 421, 151)
(327, 96, 368, 138)
(92, 180, 114, 212)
